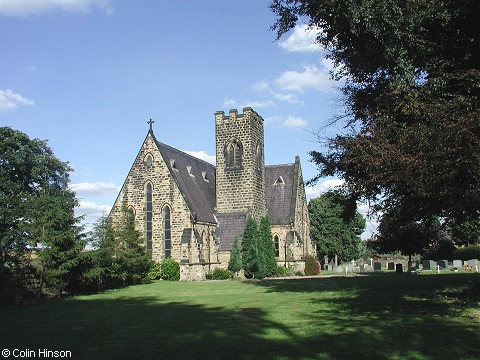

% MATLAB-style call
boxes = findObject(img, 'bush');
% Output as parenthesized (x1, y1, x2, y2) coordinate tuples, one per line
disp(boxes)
(206, 268, 233, 280)
(147, 261, 162, 281)
(276, 266, 289, 277)
(453, 245, 480, 261)
(304, 255, 320, 276)
(160, 258, 180, 281)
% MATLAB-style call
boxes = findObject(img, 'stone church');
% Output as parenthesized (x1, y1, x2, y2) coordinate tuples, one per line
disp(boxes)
(109, 107, 316, 280)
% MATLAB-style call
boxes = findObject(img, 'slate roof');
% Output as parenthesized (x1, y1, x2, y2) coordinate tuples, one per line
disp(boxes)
(265, 163, 296, 225)
(153, 134, 217, 224)
(215, 212, 247, 251)
(149, 131, 301, 251)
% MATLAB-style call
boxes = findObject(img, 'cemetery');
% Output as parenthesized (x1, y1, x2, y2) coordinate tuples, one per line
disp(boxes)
(318, 255, 480, 275)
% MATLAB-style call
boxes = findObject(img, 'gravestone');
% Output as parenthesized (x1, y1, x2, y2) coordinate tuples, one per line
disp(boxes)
(422, 260, 435, 270)
(468, 259, 479, 267)
(359, 264, 365, 273)
(335, 265, 344, 273)
(387, 262, 395, 270)
(437, 260, 448, 270)
(395, 263, 403, 273)
(328, 264, 333, 272)
(346, 263, 353, 273)
(453, 260, 462, 268)
(373, 262, 382, 271)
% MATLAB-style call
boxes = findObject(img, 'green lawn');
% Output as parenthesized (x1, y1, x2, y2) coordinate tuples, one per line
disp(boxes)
(1, 273, 479, 360)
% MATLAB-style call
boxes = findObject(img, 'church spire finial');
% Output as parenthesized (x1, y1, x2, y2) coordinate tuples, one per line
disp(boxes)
(147, 118, 155, 132)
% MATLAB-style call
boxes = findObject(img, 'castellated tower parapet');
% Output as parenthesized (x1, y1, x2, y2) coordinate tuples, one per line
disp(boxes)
(215, 107, 266, 221)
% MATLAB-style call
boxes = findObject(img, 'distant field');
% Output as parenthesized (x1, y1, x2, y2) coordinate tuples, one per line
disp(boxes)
(1, 273, 479, 360)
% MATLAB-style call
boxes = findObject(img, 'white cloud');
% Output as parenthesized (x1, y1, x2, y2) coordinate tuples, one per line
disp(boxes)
(183, 150, 216, 165)
(273, 92, 303, 105)
(75, 200, 111, 217)
(279, 24, 323, 53)
(282, 115, 308, 129)
(318, 178, 345, 193)
(274, 64, 332, 92)
(252, 81, 303, 105)
(305, 185, 321, 200)
(222, 97, 237, 109)
(0, 89, 34, 112)
(0, 0, 113, 17)
(70, 182, 120, 197)
(221, 98, 276, 111)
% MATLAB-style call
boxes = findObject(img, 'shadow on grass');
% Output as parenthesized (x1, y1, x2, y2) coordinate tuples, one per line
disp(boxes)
(254, 273, 480, 359)
(1, 274, 478, 360)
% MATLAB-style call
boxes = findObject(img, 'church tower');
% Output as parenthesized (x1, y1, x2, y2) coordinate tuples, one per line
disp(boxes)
(215, 108, 266, 220)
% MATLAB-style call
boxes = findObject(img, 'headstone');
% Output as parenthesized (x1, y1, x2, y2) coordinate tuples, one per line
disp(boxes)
(437, 260, 448, 270)
(395, 263, 403, 273)
(373, 261, 382, 271)
(359, 264, 365, 273)
(387, 262, 395, 270)
(346, 263, 353, 273)
(468, 259, 479, 267)
(328, 265, 333, 272)
(453, 260, 462, 268)
(335, 265, 343, 273)
(422, 260, 435, 270)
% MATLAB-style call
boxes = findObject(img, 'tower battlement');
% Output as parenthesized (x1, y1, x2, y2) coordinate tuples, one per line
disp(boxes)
(215, 107, 264, 125)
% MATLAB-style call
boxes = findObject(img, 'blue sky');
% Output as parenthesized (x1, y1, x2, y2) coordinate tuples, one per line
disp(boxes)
(0, 0, 375, 237)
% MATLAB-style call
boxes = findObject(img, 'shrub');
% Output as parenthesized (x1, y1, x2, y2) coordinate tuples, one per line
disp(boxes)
(276, 265, 289, 277)
(304, 255, 320, 276)
(206, 268, 233, 280)
(147, 261, 162, 281)
(160, 258, 180, 281)
(453, 245, 480, 261)
(228, 239, 242, 275)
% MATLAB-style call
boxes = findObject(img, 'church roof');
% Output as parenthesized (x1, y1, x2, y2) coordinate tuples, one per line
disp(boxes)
(215, 212, 247, 252)
(150, 132, 302, 249)
(265, 162, 297, 225)
(154, 136, 217, 224)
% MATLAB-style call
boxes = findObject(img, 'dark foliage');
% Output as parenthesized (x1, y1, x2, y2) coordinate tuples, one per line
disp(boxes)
(270, 0, 480, 253)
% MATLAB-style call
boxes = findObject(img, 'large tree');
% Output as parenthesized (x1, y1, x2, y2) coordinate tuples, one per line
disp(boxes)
(308, 191, 365, 262)
(270, 1, 480, 242)
(0, 127, 84, 301)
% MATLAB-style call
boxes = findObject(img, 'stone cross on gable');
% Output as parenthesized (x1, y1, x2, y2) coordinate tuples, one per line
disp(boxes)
(147, 118, 155, 131)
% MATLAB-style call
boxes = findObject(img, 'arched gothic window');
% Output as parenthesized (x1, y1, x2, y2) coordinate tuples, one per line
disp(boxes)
(274, 235, 279, 257)
(146, 183, 153, 252)
(225, 139, 242, 169)
(127, 207, 135, 223)
(164, 206, 171, 258)
(256, 143, 262, 171)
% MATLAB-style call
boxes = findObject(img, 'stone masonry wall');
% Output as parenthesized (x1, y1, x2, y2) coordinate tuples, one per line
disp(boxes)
(109, 132, 218, 273)
(215, 108, 266, 221)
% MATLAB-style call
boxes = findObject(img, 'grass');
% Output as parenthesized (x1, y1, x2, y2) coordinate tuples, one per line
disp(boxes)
(1, 273, 479, 360)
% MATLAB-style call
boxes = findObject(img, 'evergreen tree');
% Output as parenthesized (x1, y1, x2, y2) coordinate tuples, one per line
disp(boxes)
(0, 127, 83, 303)
(242, 217, 259, 279)
(84, 211, 151, 290)
(257, 216, 277, 278)
(228, 238, 242, 276)
(308, 191, 366, 262)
